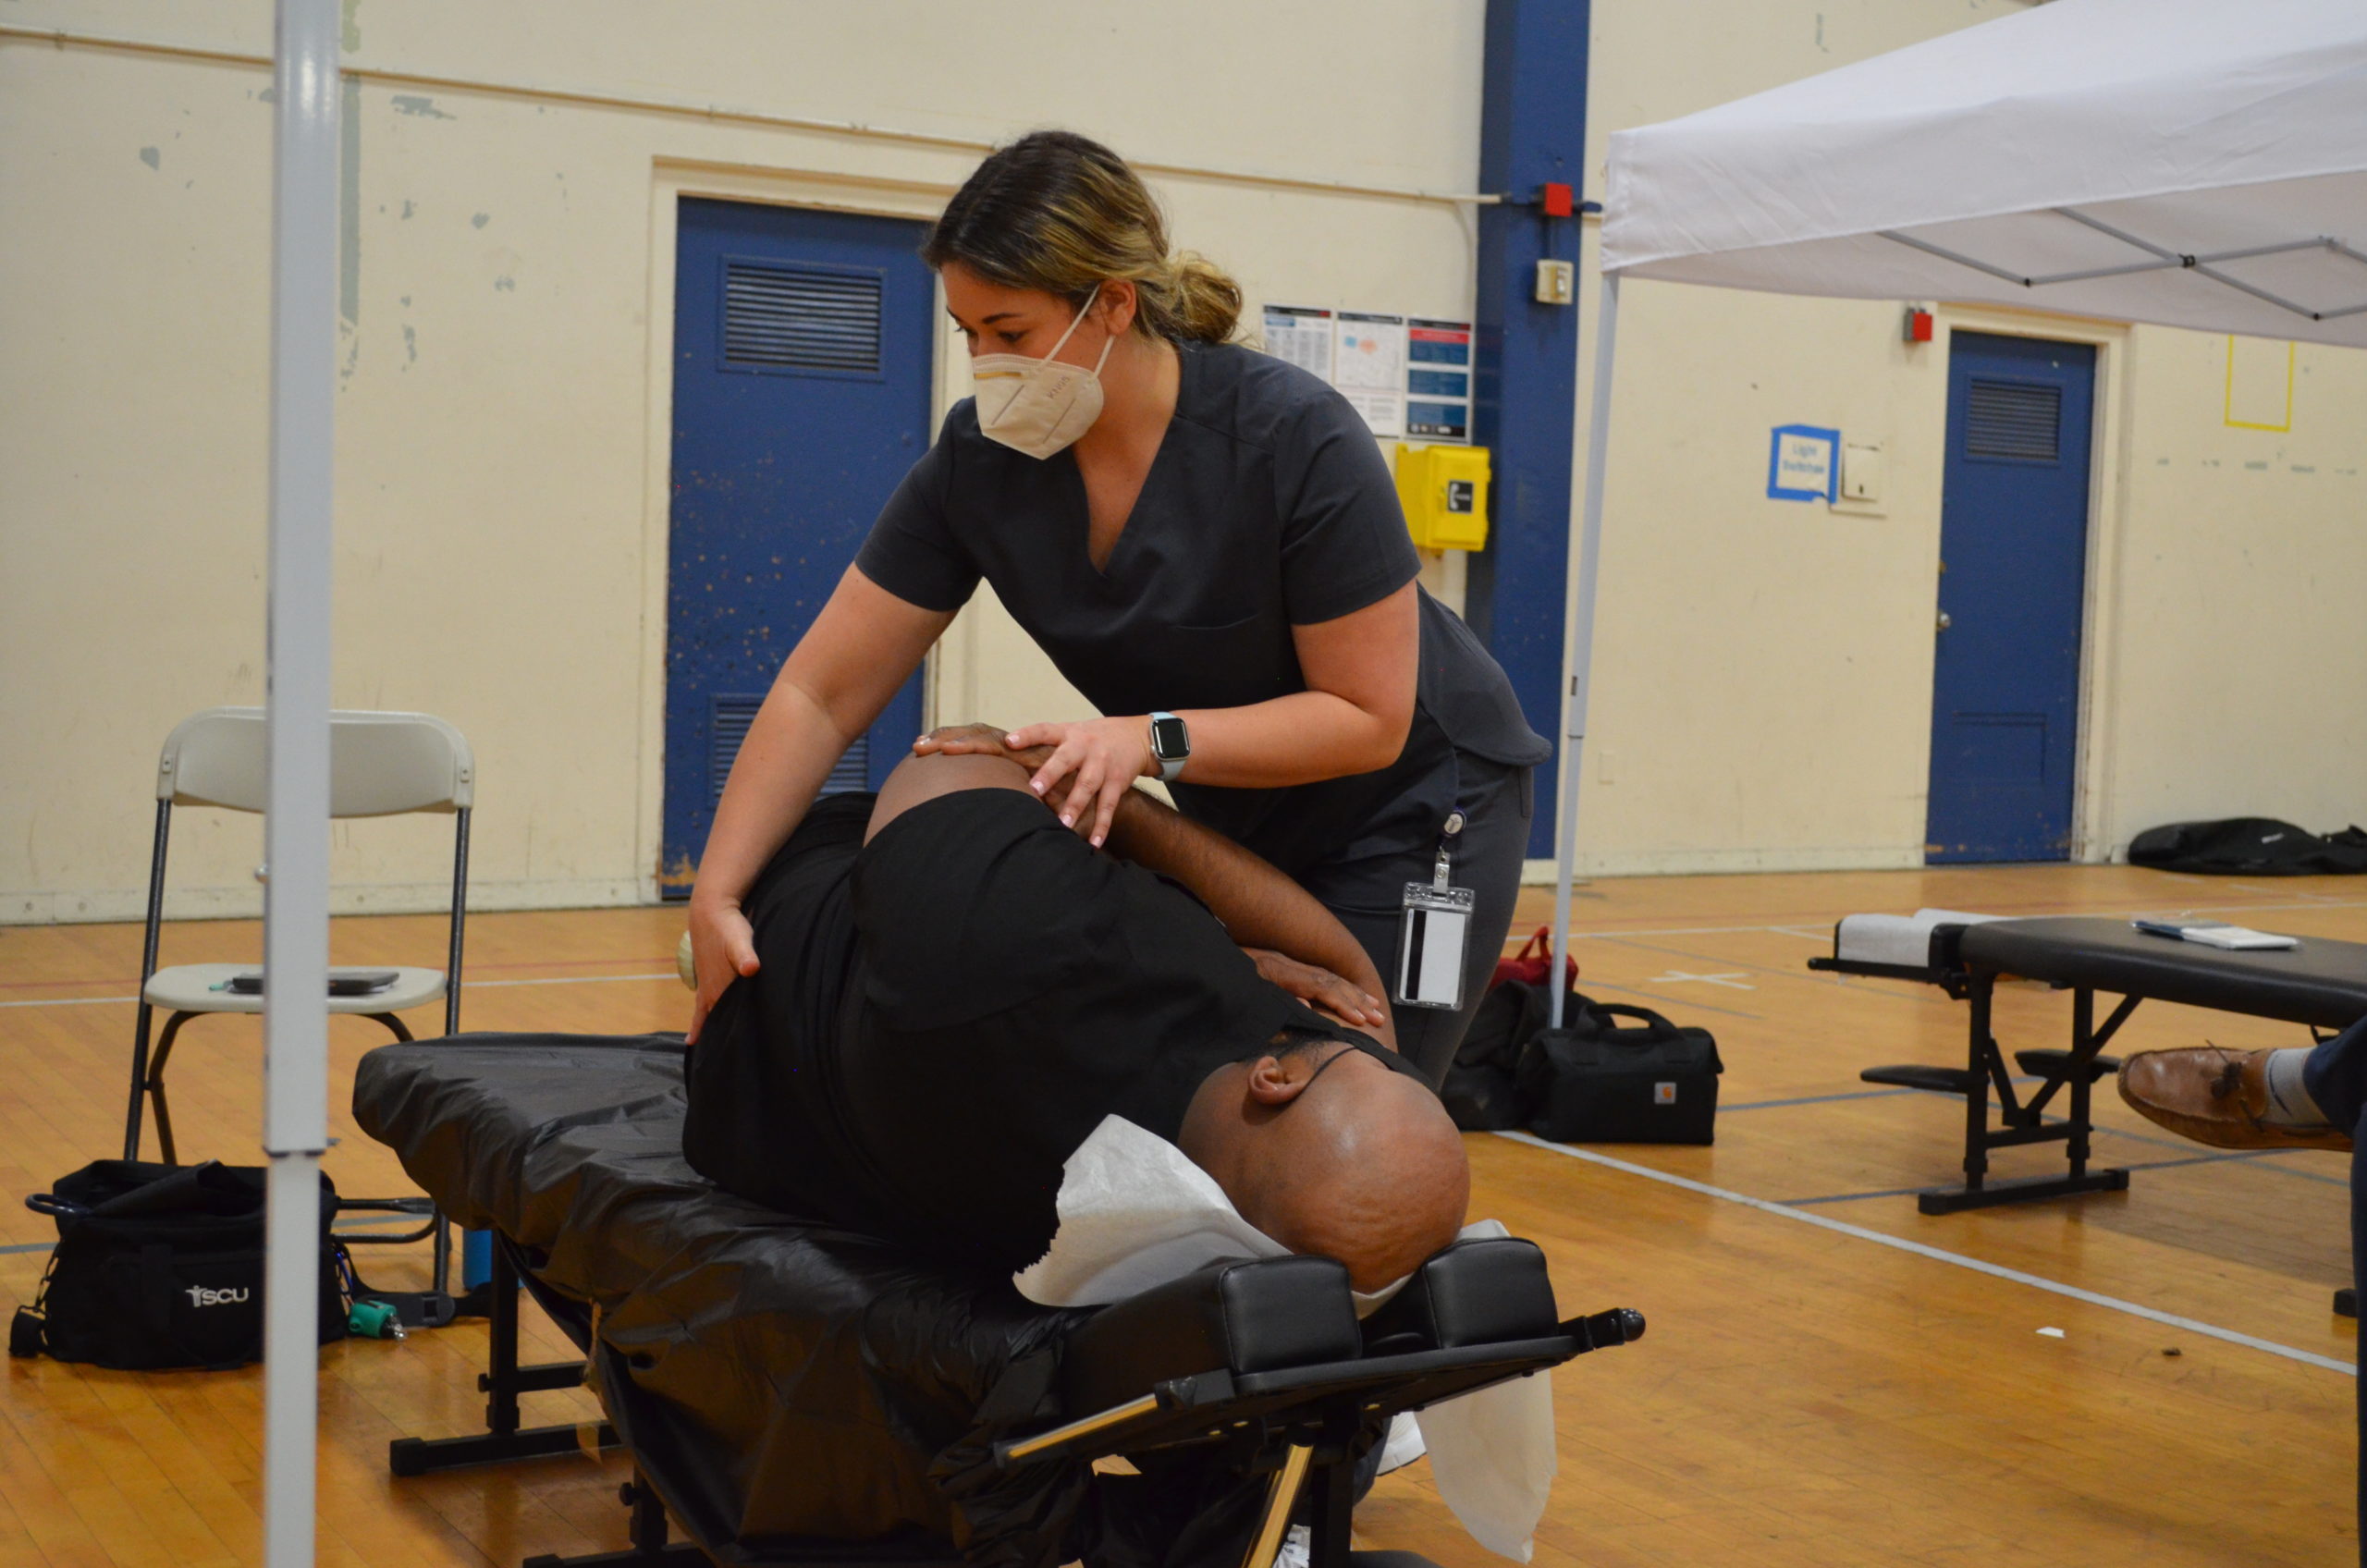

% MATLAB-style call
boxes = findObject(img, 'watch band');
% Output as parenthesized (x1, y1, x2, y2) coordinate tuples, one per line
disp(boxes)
(1148, 711, 1189, 784)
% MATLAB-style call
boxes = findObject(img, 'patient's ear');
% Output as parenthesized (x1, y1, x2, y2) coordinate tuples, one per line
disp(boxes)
(1244, 1053, 1316, 1106)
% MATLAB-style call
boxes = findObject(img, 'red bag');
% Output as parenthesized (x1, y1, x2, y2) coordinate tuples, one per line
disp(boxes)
(1491, 926, 1578, 992)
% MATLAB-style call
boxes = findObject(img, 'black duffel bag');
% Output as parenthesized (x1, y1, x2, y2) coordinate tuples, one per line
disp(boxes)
(1516, 998, 1723, 1145)
(9, 1159, 347, 1371)
(1440, 973, 1563, 1131)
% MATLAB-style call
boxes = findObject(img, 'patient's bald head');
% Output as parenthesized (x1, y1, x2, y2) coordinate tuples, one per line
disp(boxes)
(1178, 1042, 1469, 1292)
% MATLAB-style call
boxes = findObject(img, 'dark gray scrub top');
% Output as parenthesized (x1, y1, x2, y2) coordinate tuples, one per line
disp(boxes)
(854, 341, 1550, 878)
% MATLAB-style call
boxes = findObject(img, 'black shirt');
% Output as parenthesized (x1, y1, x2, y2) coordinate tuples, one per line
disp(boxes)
(681, 789, 1369, 1275)
(854, 342, 1548, 876)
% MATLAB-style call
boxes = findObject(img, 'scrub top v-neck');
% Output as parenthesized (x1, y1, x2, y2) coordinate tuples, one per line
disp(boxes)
(855, 341, 1548, 876)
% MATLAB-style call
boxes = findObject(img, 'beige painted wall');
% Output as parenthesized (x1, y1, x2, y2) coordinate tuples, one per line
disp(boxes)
(6, 0, 2363, 921)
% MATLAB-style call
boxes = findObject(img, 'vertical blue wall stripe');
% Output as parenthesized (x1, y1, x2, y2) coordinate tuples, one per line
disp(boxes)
(1470, 0, 1589, 859)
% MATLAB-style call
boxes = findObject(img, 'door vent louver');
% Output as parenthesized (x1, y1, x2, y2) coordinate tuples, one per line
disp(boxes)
(1964, 379, 2061, 461)
(723, 261, 883, 374)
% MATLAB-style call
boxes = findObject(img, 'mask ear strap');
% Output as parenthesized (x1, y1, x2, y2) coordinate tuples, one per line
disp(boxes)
(1044, 283, 1102, 361)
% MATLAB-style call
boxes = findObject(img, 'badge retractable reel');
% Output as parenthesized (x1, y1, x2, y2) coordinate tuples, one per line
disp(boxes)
(1395, 812, 1473, 1011)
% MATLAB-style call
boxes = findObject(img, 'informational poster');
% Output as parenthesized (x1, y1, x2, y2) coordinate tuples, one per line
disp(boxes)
(1404, 318, 1473, 444)
(1260, 304, 1334, 382)
(1333, 311, 1407, 438)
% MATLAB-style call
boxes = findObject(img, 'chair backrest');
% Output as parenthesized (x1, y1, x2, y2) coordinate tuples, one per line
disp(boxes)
(157, 707, 475, 816)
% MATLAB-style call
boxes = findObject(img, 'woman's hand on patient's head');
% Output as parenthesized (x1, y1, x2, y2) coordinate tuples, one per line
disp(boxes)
(1241, 947, 1388, 1030)
(684, 894, 762, 1045)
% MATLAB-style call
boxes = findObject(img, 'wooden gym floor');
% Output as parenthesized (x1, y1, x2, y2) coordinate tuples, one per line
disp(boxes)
(0, 863, 2355, 1567)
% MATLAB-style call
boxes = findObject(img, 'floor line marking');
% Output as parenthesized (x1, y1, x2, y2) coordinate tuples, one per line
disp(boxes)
(0, 972, 678, 1010)
(1723, 1086, 1920, 1111)
(1643, 970, 1756, 990)
(1495, 1131, 2356, 1376)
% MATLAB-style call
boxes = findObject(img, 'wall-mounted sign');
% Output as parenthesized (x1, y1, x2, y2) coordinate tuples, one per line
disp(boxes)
(1768, 423, 1840, 502)
(1333, 312, 1407, 438)
(1260, 304, 1334, 383)
(1405, 319, 1472, 445)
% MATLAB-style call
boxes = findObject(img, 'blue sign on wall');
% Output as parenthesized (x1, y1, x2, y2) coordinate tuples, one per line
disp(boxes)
(1768, 423, 1840, 502)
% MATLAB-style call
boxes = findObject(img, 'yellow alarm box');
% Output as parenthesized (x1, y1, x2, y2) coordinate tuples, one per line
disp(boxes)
(1393, 443, 1491, 551)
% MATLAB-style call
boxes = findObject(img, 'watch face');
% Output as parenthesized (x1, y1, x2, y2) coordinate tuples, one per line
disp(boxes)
(1151, 716, 1189, 759)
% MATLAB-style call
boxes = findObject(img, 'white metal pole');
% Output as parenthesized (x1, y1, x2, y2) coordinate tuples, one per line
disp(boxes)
(263, 3, 338, 1566)
(1549, 273, 1619, 1030)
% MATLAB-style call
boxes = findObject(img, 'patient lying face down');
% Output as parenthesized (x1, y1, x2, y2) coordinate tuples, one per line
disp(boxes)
(682, 748, 1469, 1292)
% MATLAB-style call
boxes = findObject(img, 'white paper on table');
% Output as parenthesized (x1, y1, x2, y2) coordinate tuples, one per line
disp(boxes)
(1014, 1118, 1555, 1562)
(1413, 1221, 1556, 1563)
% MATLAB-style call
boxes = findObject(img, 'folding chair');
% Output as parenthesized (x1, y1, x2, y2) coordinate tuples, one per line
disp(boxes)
(124, 707, 474, 1290)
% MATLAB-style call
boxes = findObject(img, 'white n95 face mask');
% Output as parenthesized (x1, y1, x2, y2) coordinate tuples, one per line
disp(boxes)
(970, 286, 1112, 459)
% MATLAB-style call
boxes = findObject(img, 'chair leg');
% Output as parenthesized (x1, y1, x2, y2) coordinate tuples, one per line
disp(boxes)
(147, 1011, 192, 1167)
(125, 1004, 154, 1160)
(368, 1012, 414, 1044)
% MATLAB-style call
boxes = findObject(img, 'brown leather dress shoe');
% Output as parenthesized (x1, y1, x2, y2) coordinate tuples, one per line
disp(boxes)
(2116, 1046, 2351, 1152)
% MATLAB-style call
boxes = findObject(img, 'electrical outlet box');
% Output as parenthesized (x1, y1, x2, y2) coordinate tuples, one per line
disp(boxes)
(1534, 259, 1575, 305)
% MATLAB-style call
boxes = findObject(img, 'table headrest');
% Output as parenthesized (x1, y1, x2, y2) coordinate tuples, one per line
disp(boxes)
(1360, 1237, 1559, 1352)
(1058, 1255, 1356, 1418)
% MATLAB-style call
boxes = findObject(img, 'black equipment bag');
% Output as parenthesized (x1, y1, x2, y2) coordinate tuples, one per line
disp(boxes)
(9, 1160, 346, 1371)
(2128, 817, 2367, 876)
(1441, 974, 1559, 1131)
(1516, 998, 1723, 1145)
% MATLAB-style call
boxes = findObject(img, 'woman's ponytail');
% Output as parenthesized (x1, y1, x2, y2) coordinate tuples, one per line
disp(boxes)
(1151, 251, 1243, 346)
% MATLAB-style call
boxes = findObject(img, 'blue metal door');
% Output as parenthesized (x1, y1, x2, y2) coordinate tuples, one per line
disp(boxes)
(1925, 332, 2096, 864)
(662, 198, 935, 895)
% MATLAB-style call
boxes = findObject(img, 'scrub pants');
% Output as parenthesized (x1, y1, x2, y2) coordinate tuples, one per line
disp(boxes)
(2299, 1019, 2367, 1565)
(1298, 752, 1535, 1086)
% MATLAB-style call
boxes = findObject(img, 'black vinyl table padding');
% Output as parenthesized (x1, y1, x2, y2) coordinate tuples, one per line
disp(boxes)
(1960, 917, 2367, 1029)
(353, 1033, 1098, 1568)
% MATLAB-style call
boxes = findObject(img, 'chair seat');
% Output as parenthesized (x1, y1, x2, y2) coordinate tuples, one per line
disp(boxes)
(143, 962, 448, 1016)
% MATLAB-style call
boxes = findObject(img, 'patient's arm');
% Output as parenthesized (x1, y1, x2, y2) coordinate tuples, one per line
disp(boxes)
(901, 731, 1392, 1043)
(1098, 787, 1395, 1046)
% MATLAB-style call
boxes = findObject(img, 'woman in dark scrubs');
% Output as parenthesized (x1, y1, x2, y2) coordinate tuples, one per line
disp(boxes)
(686, 130, 1548, 1083)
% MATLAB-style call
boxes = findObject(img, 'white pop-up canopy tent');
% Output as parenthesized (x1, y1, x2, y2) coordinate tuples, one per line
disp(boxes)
(1547, 0, 2367, 1018)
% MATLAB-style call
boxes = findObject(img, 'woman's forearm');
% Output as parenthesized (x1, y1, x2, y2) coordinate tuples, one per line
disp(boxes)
(1165, 690, 1408, 789)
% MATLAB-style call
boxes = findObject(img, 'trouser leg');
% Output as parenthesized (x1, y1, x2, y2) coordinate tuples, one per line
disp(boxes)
(1309, 755, 1534, 1086)
(2304, 1022, 2367, 1566)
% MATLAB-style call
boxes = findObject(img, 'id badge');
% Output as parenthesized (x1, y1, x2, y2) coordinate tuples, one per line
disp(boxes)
(1395, 883, 1474, 1011)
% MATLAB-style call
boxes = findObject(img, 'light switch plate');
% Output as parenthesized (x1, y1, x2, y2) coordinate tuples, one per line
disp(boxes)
(1839, 441, 1884, 503)
(1534, 259, 1575, 305)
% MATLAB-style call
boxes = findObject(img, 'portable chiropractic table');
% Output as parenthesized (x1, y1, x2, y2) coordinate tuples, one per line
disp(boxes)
(1810, 915, 2367, 1214)
(354, 1033, 1643, 1568)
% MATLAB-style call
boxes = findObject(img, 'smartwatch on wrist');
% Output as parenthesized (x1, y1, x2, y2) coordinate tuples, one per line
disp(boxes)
(1147, 712, 1190, 784)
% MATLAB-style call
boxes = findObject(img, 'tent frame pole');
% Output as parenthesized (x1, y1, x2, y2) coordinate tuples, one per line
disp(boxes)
(1550, 273, 1620, 1030)
(263, 4, 339, 1567)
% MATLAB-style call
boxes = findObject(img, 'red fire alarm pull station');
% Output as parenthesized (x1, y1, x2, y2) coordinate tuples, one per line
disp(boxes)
(1541, 182, 1575, 218)
(1904, 307, 1935, 343)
